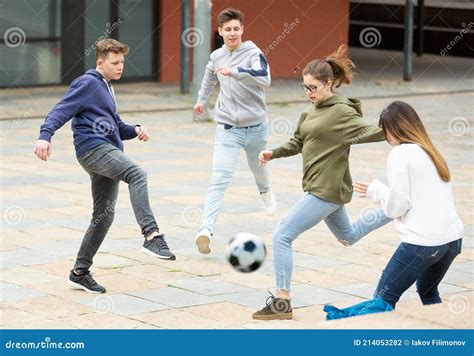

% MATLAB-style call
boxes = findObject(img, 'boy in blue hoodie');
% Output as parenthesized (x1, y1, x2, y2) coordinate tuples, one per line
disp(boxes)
(34, 39, 175, 294)
(194, 8, 276, 254)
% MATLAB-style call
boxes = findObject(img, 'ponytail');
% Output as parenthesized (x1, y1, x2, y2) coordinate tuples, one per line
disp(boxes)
(302, 44, 355, 89)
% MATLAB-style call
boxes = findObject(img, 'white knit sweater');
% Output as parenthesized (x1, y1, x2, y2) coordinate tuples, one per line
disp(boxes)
(367, 143, 463, 246)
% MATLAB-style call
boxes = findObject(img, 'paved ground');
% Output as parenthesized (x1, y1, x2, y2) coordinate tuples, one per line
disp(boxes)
(0, 48, 473, 329)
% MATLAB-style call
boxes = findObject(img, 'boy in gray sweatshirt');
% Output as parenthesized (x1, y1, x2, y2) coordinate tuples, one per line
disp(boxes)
(194, 8, 276, 254)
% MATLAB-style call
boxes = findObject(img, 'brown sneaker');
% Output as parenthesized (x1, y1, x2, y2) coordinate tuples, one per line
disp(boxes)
(252, 291, 293, 320)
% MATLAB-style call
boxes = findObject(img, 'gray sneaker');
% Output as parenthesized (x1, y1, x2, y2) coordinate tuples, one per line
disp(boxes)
(141, 234, 176, 260)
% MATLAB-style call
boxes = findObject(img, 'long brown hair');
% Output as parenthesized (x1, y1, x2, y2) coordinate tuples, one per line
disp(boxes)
(379, 101, 450, 182)
(302, 45, 355, 89)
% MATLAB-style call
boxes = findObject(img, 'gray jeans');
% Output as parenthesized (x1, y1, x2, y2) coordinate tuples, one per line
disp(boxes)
(74, 143, 159, 272)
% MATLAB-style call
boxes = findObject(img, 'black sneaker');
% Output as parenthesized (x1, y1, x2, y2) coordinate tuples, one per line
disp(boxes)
(67, 270, 106, 294)
(141, 233, 176, 260)
(252, 291, 293, 320)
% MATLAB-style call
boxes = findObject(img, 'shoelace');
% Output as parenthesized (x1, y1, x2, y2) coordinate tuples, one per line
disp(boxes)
(83, 273, 98, 286)
(262, 290, 277, 311)
(152, 235, 169, 250)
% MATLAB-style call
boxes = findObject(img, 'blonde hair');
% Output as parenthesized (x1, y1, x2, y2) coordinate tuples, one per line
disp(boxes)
(379, 101, 450, 182)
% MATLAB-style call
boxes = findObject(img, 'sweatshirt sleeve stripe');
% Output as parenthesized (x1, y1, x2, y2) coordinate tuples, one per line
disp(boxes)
(237, 54, 268, 77)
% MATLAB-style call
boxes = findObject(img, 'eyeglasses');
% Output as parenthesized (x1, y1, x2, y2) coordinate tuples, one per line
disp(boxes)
(300, 83, 319, 94)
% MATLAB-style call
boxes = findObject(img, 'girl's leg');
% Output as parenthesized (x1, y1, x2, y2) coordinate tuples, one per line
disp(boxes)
(416, 238, 462, 305)
(273, 194, 340, 295)
(374, 242, 445, 307)
(324, 206, 392, 246)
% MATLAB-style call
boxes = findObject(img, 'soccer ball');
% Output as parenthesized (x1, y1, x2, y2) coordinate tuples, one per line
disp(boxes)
(226, 232, 266, 273)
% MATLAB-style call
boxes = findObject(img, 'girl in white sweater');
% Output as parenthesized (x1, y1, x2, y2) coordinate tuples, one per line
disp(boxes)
(353, 101, 463, 307)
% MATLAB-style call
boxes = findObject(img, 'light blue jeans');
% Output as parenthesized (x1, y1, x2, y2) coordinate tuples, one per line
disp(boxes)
(274, 192, 392, 291)
(199, 122, 270, 233)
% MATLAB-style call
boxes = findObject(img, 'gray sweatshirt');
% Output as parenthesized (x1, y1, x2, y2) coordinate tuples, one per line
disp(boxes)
(197, 41, 271, 127)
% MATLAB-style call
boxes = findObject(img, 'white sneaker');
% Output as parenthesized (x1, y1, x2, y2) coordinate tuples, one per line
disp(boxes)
(261, 189, 277, 216)
(195, 229, 211, 254)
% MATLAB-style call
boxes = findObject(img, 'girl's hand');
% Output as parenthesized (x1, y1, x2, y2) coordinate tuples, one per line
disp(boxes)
(353, 181, 369, 198)
(259, 150, 273, 166)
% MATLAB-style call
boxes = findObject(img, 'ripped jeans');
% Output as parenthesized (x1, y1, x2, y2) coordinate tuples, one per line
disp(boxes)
(273, 192, 391, 291)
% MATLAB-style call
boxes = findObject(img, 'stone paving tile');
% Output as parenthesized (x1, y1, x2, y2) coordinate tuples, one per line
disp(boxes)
(291, 284, 365, 306)
(0, 266, 62, 286)
(184, 302, 262, 326)
(216, 272, 276, 290)
(1, 282, 47, 303)
(5, 296, 95, 319)
(130, 309, 230, 329)
(60, 312, 156, 329)
(77, 293, 170, 316)
(129, 287, 220, 308)
(213, 289, 311, 310)
(292, 270, 366, 288)
(0, 249, 63, 266)
(170, 276, 251, 296)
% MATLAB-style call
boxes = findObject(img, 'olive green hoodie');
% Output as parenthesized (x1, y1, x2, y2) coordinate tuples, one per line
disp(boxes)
(271, 94, 385, 204)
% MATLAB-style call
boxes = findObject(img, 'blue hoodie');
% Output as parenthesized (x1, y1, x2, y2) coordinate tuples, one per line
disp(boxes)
(38, 69, 137, 158)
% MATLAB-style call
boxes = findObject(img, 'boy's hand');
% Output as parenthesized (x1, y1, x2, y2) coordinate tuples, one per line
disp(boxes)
(194, 102, 204, 115)
(135, 126, 150, 141)
(215, 67, 232, 76)
(34, 140, 52, 161)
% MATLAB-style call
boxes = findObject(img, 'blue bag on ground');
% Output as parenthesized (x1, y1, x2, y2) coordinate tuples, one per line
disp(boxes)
(324, 297, 394, 320)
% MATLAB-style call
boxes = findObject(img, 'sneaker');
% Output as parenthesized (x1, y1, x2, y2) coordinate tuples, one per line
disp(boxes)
(261, 189, 277, 216)
(67, 270, 106, 294)
(252, 291, 293, 320)
(141, 233, 176, 260)
(195, 229, 211, 254)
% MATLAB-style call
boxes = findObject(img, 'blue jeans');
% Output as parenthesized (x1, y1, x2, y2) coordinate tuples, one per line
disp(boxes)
(75, 143, 159, 272)
(199, 122, 270, 233)
(374, 238, 462, 307)
(274, 193, 391, 291)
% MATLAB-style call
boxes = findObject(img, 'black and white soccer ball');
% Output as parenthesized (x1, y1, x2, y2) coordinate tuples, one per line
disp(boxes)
(226, 232, 266, 273)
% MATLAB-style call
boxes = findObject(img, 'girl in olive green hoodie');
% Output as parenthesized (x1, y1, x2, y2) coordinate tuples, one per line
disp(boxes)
(252, 45, 391, 320)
